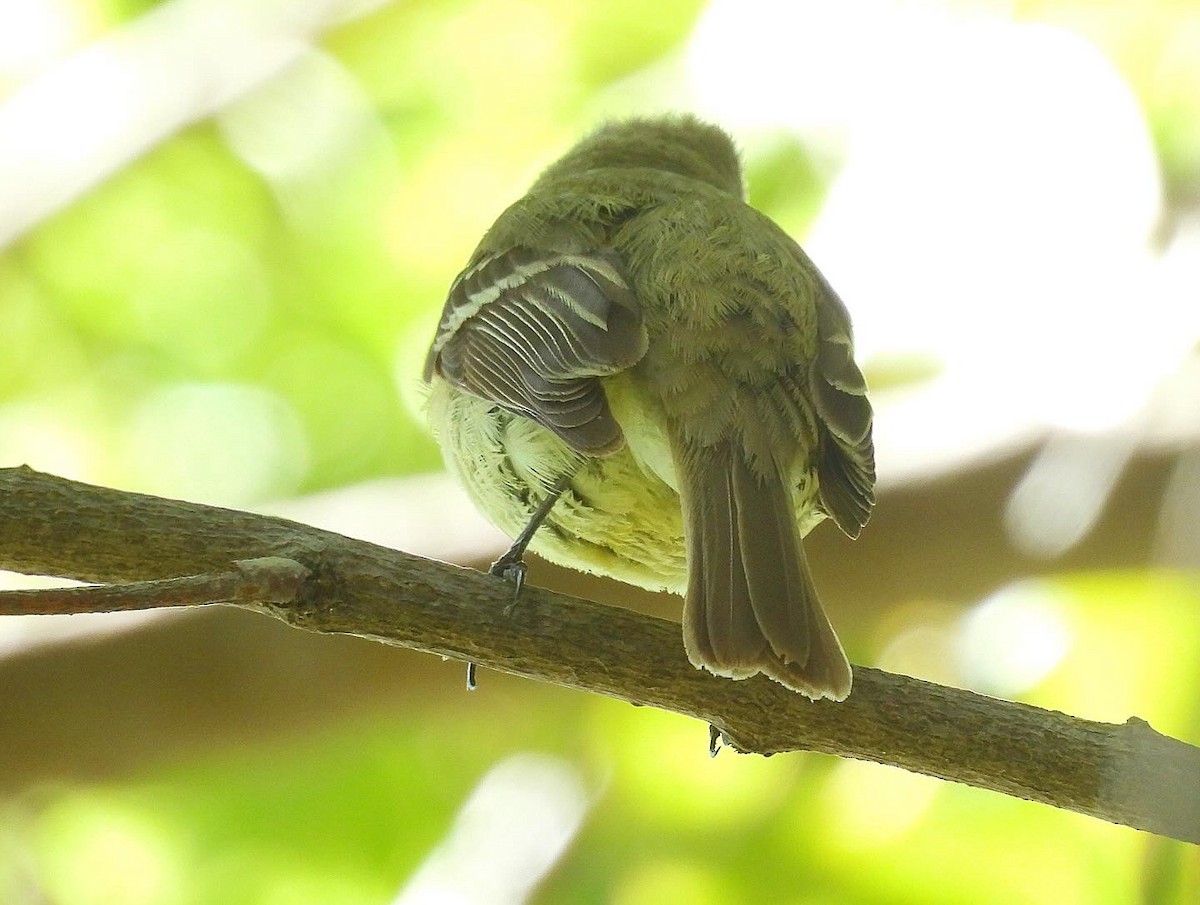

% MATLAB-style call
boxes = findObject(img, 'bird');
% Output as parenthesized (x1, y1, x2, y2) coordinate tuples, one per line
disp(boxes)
(423, 114, 874, 701)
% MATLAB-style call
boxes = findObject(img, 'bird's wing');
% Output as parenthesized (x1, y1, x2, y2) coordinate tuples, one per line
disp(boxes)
(425, 245, 648, 455)
(809, 282, 876, 537)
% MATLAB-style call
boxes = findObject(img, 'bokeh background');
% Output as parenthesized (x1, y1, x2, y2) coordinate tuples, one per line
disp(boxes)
(2, 0, 1199, 902)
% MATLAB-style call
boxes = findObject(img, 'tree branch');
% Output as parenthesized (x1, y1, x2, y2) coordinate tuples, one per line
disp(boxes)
(1, 465, 1197, 844)
(0, 556, 308, 615)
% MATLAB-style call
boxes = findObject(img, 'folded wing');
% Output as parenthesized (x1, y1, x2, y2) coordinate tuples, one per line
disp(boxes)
(426, 246, 648, 455)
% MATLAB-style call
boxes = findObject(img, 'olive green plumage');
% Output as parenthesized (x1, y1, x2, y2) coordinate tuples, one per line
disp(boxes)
(425, 115, 874, 700)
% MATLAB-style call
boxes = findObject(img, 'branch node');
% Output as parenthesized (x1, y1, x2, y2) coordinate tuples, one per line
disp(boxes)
(231, 556, 310, 604)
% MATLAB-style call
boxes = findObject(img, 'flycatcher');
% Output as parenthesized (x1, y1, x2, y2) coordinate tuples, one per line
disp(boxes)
(424, 115, 874, 700)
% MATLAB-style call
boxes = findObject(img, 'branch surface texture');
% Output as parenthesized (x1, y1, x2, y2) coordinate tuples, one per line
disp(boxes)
(1, 466, 1197, 844)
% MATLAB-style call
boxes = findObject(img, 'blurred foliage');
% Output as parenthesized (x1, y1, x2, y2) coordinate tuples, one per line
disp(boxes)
(1, 0, 1199, 903)
(1016, 0, 1200, 208)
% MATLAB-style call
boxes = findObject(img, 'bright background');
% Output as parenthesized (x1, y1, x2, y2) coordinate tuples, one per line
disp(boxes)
(1, 0, 1198, 903)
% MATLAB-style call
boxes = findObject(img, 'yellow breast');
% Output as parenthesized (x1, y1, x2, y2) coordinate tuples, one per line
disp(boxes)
(426, 376, 689, 593)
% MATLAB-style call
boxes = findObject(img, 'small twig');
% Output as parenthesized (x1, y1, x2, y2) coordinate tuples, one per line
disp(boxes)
(0, 556, 309, 616)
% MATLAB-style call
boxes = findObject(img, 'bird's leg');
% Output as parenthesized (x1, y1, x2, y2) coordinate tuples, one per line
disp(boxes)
(466, 472, 574, 690)
(490, 473, 573, 611)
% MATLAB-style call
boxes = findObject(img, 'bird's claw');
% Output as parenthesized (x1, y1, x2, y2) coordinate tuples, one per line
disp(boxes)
(466, 550, 530, 688)
(490, 553, 527, 615)
(466, 476, 571, 693)
(708, 724, 724, 758)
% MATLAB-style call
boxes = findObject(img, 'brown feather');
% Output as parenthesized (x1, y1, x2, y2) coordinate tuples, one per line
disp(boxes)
(811, 284, 876, 537)
(679, 437, 852, 701)
(426, 246, 648, 455)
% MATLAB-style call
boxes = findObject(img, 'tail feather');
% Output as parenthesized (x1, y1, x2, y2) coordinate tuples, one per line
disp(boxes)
(690, 454, 766, 669)
(679, 440, 852, 701)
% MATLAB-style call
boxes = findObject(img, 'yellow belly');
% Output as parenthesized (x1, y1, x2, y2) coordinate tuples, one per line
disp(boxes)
(426, 376, 688, 593)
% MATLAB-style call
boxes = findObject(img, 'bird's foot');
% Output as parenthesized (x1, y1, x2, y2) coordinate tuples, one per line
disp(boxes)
(464, 547, 531, 689)
(708, 724, 725, 758)
(489, 549, 528, 616)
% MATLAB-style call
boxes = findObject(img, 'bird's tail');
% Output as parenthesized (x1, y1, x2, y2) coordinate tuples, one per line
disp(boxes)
(677, 438, 852, 700)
